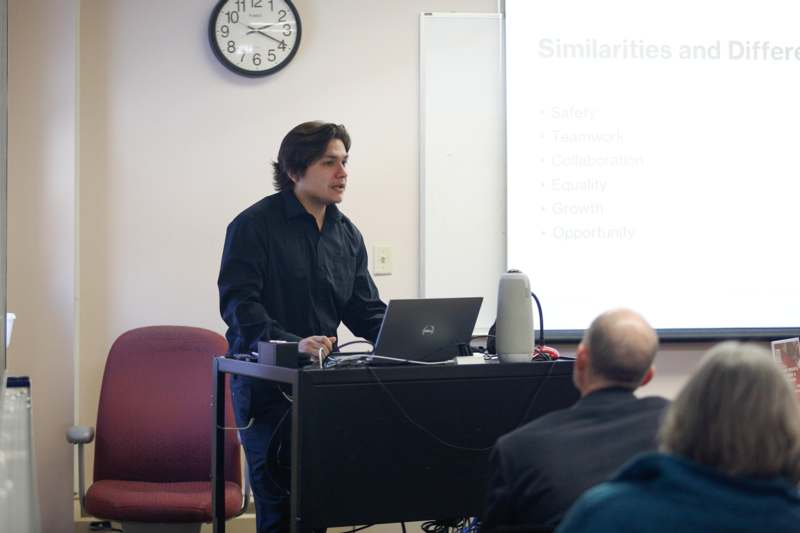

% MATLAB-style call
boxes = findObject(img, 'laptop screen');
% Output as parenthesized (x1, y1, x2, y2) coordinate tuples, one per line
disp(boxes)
(372, 298, 483, 362)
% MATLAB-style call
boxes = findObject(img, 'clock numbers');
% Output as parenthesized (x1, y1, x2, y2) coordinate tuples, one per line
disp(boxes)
(225, 10, 239, 23)
(230, 0, 266, 13)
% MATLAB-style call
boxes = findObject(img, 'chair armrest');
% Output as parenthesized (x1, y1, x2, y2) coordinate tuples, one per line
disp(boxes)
(66, 425, 94, 516)
(67, 425, 94, 444)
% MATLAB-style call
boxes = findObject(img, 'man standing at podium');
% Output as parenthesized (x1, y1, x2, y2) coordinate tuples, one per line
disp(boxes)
(218, 121, 386, 532)
(482, 308, 668, 531)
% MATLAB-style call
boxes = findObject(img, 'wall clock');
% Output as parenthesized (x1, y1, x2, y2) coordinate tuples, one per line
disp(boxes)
(209, 0, 302, 77)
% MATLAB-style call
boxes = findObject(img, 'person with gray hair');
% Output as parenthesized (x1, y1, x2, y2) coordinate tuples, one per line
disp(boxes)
(482, 309, 669, 531)
(557, 341, 800, 533)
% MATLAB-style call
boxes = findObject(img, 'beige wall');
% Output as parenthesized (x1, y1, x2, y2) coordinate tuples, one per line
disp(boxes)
(81, 0, 503, 526)
(7, 1, 77, 531)
(553, 342, 715, 400)
(7, 1, 721, 531)
(75, 0, 498, 488)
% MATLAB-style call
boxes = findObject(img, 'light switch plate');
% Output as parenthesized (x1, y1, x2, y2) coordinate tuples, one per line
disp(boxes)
(373, 245, 392, 276)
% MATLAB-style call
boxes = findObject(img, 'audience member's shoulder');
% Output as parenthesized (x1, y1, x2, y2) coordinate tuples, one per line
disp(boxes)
(496, 407, 576, 449)
(636, 394, 670, 410)
(556, 474, 642, 532)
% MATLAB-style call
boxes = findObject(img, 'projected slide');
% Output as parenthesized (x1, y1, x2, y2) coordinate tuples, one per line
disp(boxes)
(506, 0, 799, 333)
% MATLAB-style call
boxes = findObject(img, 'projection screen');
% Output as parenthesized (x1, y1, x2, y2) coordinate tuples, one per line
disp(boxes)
(506, 0, 799, 339)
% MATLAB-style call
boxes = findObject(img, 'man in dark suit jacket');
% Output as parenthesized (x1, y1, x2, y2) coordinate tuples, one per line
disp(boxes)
(482, 308, 669, 532)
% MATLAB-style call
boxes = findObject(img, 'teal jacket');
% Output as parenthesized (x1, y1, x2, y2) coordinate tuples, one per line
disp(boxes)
(557, 452, 800, 533)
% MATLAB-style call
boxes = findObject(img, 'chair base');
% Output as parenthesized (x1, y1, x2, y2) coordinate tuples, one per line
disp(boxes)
(121, 522, 201, 533)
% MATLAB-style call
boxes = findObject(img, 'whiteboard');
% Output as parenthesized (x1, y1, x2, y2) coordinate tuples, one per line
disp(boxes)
(420, 13, 505, 333)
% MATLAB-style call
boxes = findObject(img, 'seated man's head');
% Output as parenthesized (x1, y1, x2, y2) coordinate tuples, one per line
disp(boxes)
(574, 309, 659, 395)
(660, 341, 800, 483)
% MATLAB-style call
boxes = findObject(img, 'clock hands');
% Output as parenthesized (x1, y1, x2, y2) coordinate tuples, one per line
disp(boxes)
(245, 23, 285, 45)
(245, 22, 274, 34)
(259, 32, 284, 45)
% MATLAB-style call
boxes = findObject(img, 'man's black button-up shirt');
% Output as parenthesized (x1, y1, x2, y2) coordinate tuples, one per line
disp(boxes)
(218, 189, 386, 354)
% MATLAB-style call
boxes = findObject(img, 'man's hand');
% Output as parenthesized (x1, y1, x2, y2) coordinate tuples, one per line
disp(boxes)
(299, 335, 337, 363)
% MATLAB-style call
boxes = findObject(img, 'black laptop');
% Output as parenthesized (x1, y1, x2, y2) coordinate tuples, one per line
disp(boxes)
(370, 297, 483, 363)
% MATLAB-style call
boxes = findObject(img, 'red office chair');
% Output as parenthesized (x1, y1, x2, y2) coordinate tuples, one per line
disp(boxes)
(68, 326, 247, 533)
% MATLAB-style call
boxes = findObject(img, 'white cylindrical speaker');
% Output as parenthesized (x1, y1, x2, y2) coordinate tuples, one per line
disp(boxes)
(496, 270, 534, 363)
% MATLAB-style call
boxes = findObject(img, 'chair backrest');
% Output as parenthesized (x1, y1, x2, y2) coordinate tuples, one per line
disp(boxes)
(92, 325, 240, 485)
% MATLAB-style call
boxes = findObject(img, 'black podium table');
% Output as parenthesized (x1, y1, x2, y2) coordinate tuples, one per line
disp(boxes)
(212, 358, 579, 532)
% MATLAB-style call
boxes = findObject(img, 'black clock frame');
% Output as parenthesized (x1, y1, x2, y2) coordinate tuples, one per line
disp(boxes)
(208, 0, 302, 78)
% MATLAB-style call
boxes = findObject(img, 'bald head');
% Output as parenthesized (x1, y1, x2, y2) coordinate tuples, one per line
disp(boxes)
(582, 309, 659, 388)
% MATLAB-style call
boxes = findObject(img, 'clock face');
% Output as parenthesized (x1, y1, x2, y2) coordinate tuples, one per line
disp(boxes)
(209, 0, 301, 77)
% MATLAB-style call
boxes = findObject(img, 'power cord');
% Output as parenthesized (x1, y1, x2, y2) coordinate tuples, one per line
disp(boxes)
(264, 404, 292, 495)
(347, 524, 376, 532)
(338, 340, 375, 350)
(531, 290, 545, 348)
(365, 361, 557, 452)
(322, 340, 376, 368)
(233, 388, 293, 495)
(365, 365, 493, 451)
(421, 517, 474, 532)
(515, 359, 557, 426)
(217, 417, 254, 431)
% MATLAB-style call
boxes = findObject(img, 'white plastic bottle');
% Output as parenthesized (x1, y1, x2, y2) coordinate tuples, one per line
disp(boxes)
(496, 270, 534, 363)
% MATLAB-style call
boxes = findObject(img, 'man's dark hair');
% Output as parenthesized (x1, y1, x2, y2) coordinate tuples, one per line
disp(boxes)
(272, 121, 351, 191)
(584, 309, 659, 387)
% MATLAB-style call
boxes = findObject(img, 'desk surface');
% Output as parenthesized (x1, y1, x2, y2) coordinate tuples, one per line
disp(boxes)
(218, 356, 573, 383)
